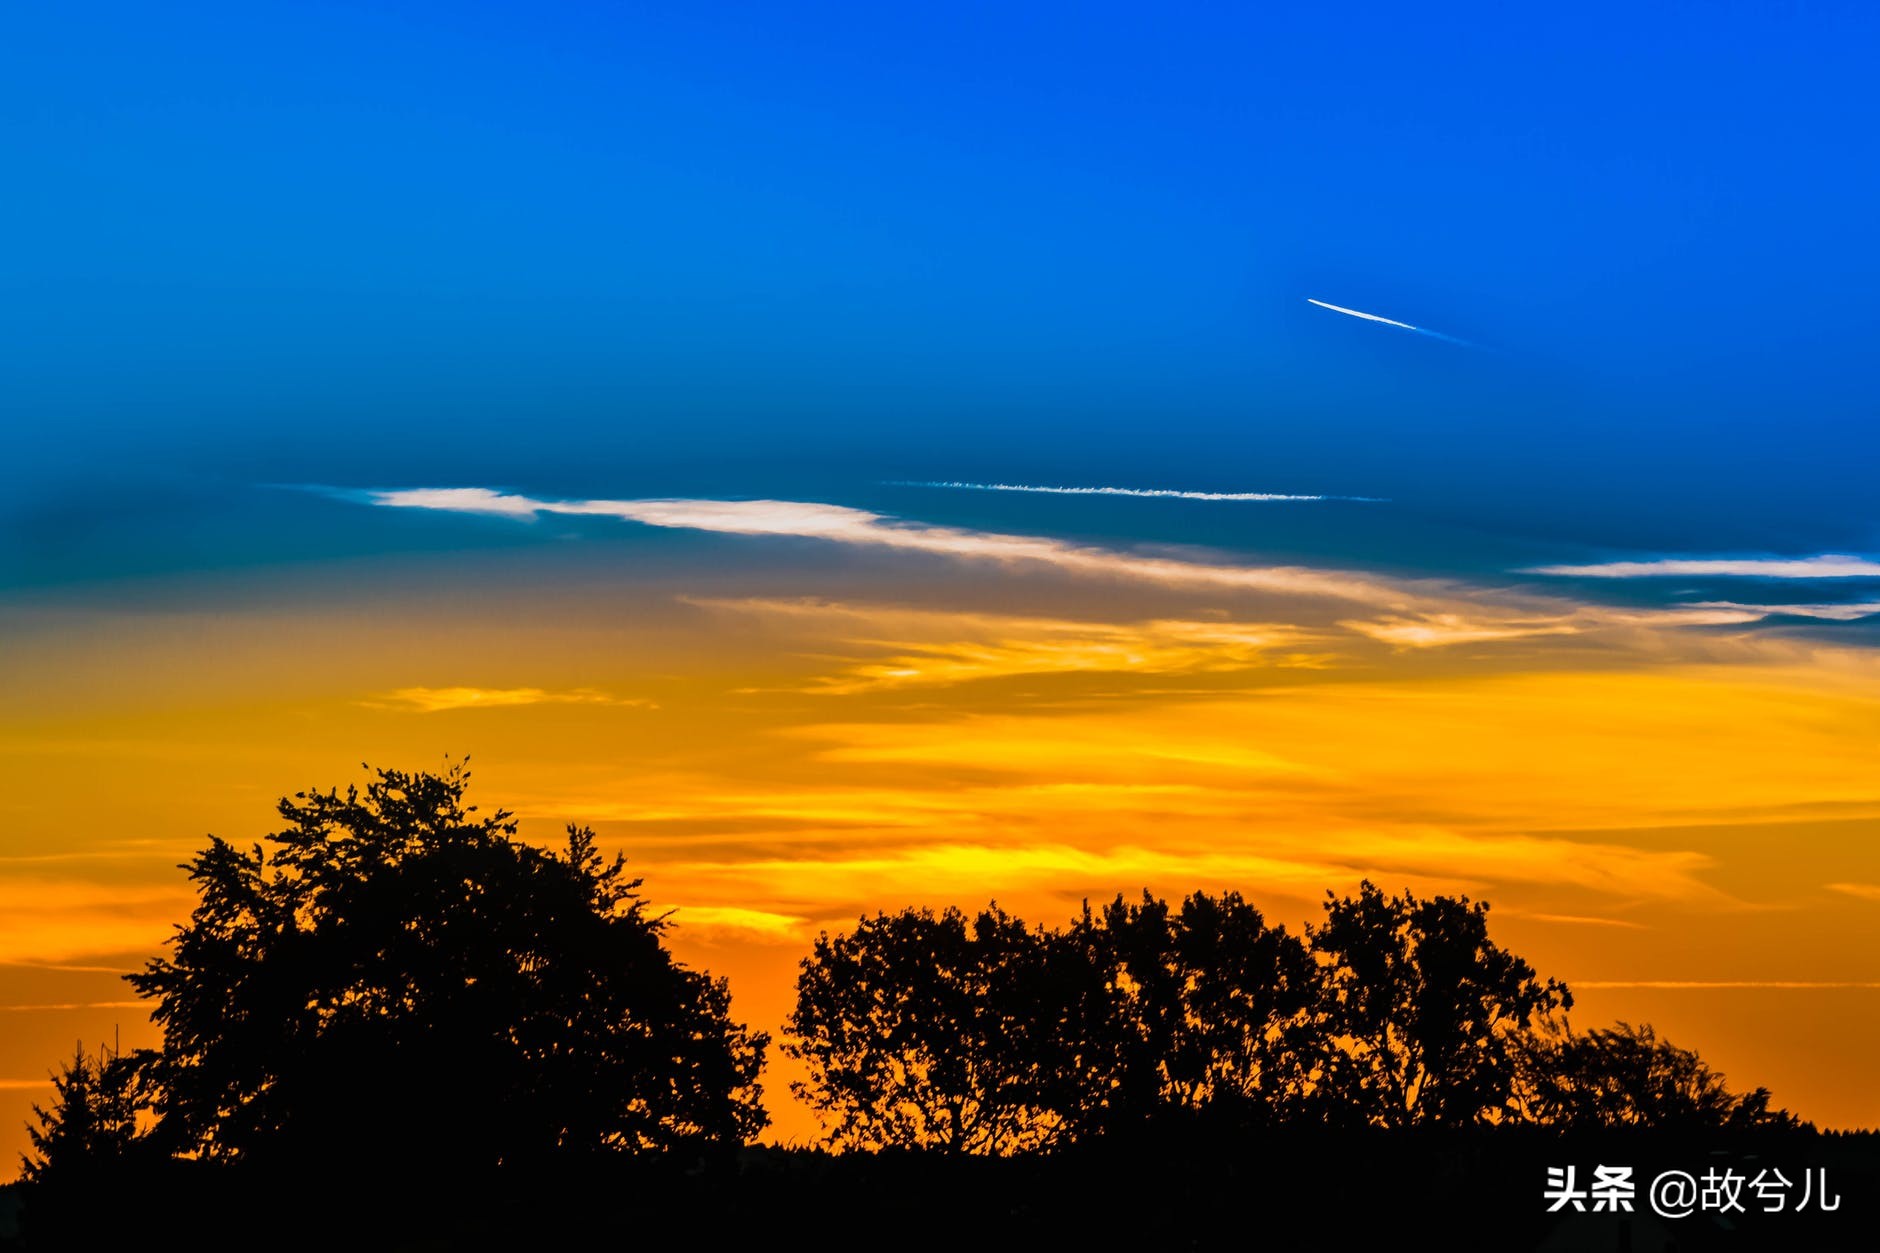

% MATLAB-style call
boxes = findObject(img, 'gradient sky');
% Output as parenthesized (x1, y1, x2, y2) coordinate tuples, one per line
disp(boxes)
(4, 2, 1880, 1154)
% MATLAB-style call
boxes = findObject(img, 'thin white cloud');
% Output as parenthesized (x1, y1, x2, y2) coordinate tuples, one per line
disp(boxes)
(1527, 556, 1880, 579)
(1685, 602, 1880, 622)
(1340, 614, 1587, 648)
(358, 489, 1872, 652)
(366, 489, 1401, 603)
(1336, 604, 1775, 649)
(367, 486, 544, 518)
(893, 481, 1368, 503)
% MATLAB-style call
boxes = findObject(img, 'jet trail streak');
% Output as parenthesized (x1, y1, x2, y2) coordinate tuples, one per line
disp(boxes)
(1306, 298, 1418, 331)
(1308, 297, 1479, 349)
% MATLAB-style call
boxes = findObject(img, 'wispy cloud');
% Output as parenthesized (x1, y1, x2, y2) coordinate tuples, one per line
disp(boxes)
(1527, 555, 1880, 579)
(655, 827, 1724, 929)
(1336, 604, 1779, 649)
(362, 486, 545, 518)
(1307, 297, 1478, 348)
(1827, 882, 1880, 903)
(366, 687, 655, 713)
(1685, 602, 1880, 622)
(892, 481, 1373, 503)
(1340, 614, 1588, 648)
(685, 597, 1332, 692)
(363, 489, 1404, 603)
(665, 905, 809, 943)
(0, 880, 197, 965)
(357, 489, 1874, 652)
(0, 960, 136, 974)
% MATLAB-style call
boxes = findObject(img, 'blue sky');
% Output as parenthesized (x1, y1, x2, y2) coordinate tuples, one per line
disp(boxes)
(5, 1, 1879, 585)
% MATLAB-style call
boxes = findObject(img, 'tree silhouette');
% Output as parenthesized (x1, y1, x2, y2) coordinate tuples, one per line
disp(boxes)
(786, 886, 1605, 1148)
(1062, 890, 1320, 1134)
(122, 760, 767, 1168)
(1308, 880, 1570, 1127)
(1513, 1019, 1801, 1131)
(783, 903, 1078, 1154)
(21, 1039, 147, 1184)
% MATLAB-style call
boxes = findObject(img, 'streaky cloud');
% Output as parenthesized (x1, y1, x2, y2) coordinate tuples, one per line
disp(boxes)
(0, 960, 136, 974)
(0, 878, 197, 965)
(356, 488, 1867, 649)
(666, 905, 810, 943)
(353, 486, 543, 518)
(681, 596, 1330, 692)
(366, 686, 654, 713)
(1686, 601, 1880, 622)
(1826, 882, 1880, 902)
(1527, 555, 1880, 579)
(893, 480, 1380, 503)
(364, 488, 1401, 603)
(1336, 603, 1778, 649)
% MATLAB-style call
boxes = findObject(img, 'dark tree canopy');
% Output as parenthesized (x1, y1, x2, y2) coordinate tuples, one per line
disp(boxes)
(782, 904, 1078, 1154)
(21, 1040, 147, 1184)
(1308, 881, 1571, 1127)
(1513, 1019, 1803, 1132)
(786, 882, 1627, 1150)
(1063, 891, 1320, 1133)
(785, 890, 1326, 1152)
(122, 761, 768, 1167)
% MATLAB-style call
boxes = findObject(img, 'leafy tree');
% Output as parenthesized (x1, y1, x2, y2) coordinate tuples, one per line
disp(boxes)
(21, 1039, 148, 1183)
(123, 760, 767, 1167)
(1063, 890, 1320, 1133)
(1513, 1019, 1801, 1131)
(783, 903, 1078, 1154)
(785, 891, 1328, 1151)
(1309, 880, 1570, 1127)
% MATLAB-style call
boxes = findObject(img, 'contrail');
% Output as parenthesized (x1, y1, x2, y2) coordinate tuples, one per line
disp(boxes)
(1306, 298, 1418, 331)
(1308, 297, 1478, 348)
(891, 481, 1382, 502)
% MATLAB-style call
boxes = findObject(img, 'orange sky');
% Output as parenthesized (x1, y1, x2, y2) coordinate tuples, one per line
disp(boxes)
(4, 527, 1880, 1158)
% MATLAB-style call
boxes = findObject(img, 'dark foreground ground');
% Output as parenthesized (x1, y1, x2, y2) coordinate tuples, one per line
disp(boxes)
(5, 1128, 1876, 1250)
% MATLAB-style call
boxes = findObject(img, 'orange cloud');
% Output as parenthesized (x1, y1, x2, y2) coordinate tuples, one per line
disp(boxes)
(368, 686, 655, 713)
(1826, 883, 1880, 903)
(685, 597, 1331, 691)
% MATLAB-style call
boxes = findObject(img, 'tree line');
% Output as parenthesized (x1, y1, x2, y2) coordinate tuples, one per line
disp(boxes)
(783, 888, 1797, 1152)
(20, 764, 1799, 1188)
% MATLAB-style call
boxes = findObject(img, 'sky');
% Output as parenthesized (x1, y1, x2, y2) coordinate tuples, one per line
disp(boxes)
(3, 1, 1880, 1153)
